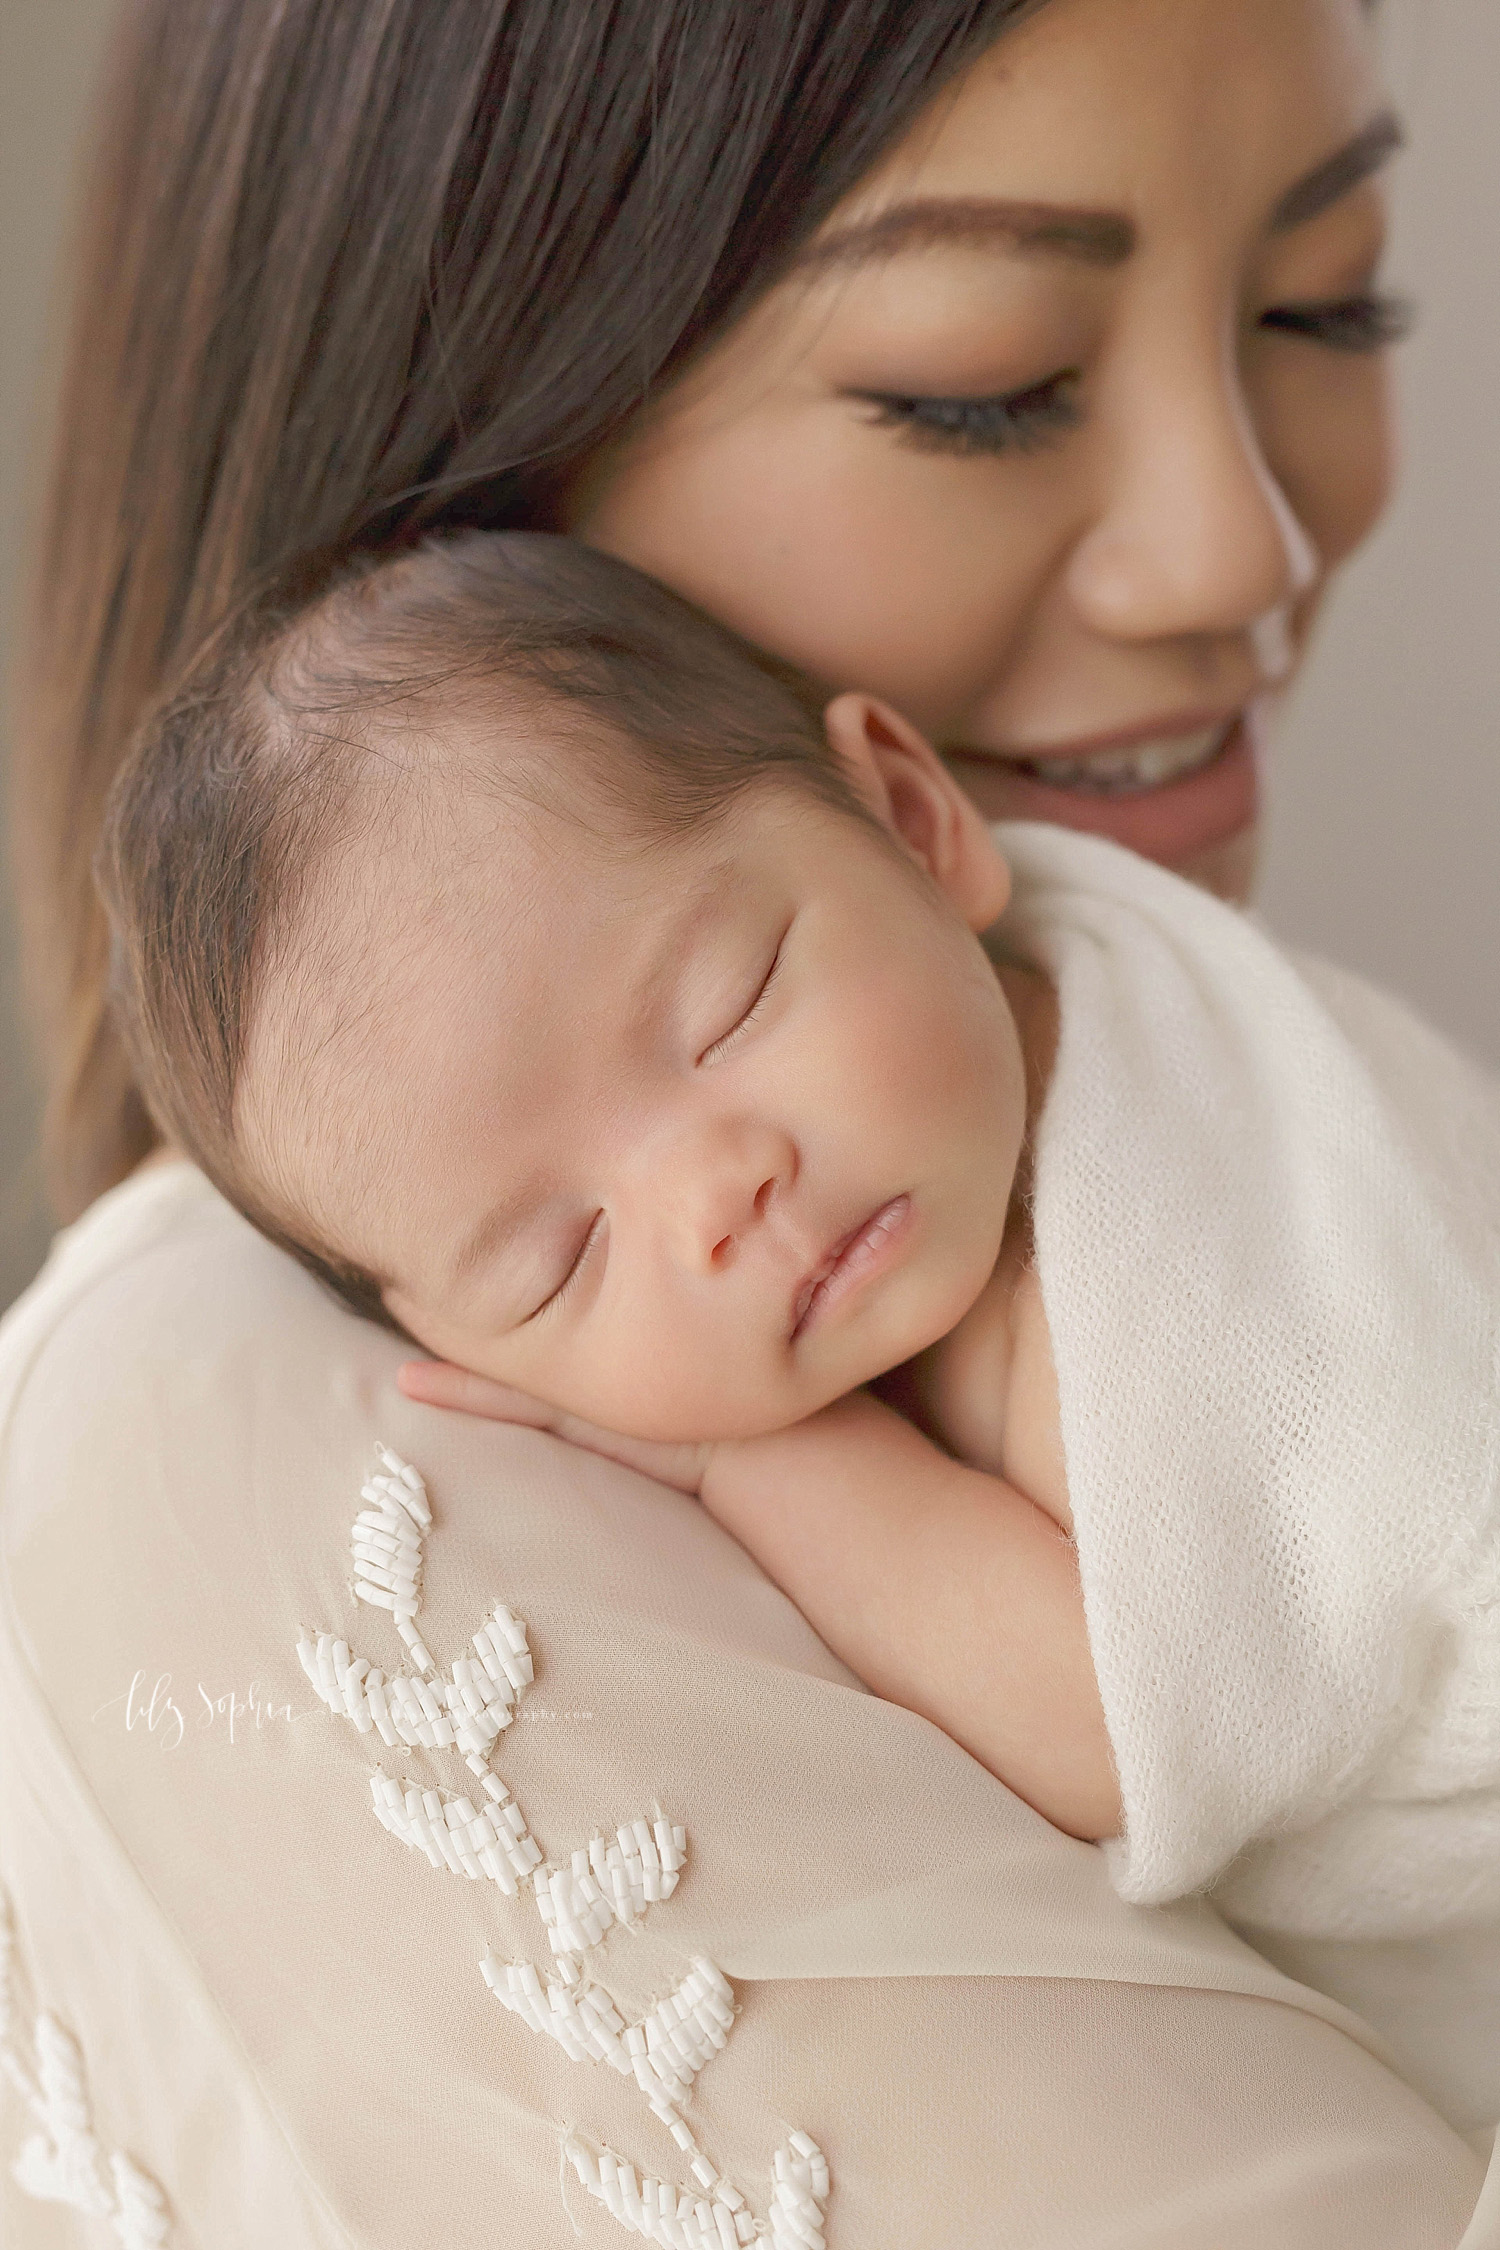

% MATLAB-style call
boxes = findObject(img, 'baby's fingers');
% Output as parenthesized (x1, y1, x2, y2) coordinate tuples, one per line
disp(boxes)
(397, 1359, 556, 1426)
(397, 1359, 711, 1496)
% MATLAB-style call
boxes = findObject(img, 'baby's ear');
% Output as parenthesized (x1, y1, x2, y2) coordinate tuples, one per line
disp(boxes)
(823, 692, 1011, 932)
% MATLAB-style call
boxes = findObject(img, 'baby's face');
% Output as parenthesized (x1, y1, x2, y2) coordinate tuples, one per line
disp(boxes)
(246, 749, 1025, 1442)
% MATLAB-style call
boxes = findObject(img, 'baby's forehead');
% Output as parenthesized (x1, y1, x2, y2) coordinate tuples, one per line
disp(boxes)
(241, 775, 793, 1257)
(337, 717, 835, 916)
(265, 754, 779, 1067)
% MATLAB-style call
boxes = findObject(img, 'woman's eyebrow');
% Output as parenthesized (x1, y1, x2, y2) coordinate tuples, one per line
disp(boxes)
(790, 107, 1404, 282)
(791, 198, 1135, 276)
(1269, 110, 1404, 233)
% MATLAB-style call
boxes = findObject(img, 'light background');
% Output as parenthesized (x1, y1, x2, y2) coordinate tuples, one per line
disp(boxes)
(1, 0, 1496, 1309)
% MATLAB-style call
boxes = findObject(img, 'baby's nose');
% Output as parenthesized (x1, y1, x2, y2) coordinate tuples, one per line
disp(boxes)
(668, 1119, 797, 1273)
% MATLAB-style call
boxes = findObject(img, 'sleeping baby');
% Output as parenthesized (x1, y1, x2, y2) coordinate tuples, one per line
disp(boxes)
(100, 531, 1500, 2126)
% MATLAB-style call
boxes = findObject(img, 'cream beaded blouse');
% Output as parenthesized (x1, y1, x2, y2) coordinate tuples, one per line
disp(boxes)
(0, 1158, 1493, 2247)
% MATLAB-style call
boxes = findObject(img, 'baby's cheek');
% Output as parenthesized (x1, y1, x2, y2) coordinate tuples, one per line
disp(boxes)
(577, 1313, 770, 1446)
(861, 968, 1005, 1135)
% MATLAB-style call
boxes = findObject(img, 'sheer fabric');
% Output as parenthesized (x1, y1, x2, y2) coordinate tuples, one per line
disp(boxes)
(0, 1164, 1490, 2245)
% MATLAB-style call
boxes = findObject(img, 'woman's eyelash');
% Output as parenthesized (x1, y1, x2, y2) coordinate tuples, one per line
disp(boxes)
(853, 291, 1412, 456)
(699, 936, 787, 1064)
(529, 1212, 604, 1324)
(852, 373, 1082, 458)
(1260, 290, 1415, 354)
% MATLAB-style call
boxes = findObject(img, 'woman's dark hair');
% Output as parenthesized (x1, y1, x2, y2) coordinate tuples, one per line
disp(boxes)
(99, 530, 875, 1328)
(13, 0, 1035, 1217)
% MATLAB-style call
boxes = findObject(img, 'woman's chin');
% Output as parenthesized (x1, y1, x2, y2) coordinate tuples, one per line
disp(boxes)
(944, 715, 1261, 905)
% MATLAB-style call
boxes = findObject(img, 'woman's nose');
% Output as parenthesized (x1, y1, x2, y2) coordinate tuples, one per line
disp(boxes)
(1067, 348, 1320, 649)
(662, 1116, 798, 1274)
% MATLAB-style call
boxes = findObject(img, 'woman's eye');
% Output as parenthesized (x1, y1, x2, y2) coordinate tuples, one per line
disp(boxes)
(851, 372, 1083, 457)
(527, 1213, 604, 1324)
(1259, 290, 1415, 355)
(698, 934, 787, 1065)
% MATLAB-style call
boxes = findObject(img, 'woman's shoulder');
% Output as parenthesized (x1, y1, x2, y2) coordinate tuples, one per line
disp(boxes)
(0, 1165, 1485, 2246)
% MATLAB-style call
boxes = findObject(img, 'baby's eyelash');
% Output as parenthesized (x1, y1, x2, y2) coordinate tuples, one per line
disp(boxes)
(1260, 290, 1415, 354)
(528, 1212, 604, 1324)
(851, 373, 1083, 458)
(698, 934, 788, 1065)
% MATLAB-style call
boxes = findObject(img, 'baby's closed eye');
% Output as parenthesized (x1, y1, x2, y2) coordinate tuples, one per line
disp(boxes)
(524, 1211, 607, 1324)
(696, 923, 791, 1066)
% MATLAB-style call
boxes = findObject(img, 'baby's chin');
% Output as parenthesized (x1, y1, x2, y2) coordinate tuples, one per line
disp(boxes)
(498, 1231, 1014, 1447)
(696, 1278, 1004, 1442)
(585, 1345, 915, 1447)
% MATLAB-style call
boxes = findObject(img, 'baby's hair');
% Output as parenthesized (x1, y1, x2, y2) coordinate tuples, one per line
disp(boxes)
(97, 530, 874, 1328)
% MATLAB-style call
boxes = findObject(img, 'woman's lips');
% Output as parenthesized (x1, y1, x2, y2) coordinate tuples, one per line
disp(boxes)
(946, 711, 1260, 869)
(1006, 717, 1228, 795)
(791, 1195, 911, 1340)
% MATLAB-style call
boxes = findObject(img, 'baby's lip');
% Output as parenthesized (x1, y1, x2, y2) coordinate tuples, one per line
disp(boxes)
(789, 1196, 912, 1341)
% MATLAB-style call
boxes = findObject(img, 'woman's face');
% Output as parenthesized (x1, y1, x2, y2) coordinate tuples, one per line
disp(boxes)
(566, 0, 1400, 902)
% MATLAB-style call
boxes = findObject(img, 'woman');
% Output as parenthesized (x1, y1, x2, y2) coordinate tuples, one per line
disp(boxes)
(1, 0, 1492, 2242)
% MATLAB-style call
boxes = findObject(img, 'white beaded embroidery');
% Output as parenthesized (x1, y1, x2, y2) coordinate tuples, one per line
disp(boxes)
(299, 1444, 830, 2245)
(564, 2128, 831, 2250)
(483, 1952, 729, 2121)
(0, 1887, 172, 2246)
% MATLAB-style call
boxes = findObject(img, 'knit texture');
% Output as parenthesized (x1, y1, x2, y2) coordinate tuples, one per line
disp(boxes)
(996, 822, 1500, 1944)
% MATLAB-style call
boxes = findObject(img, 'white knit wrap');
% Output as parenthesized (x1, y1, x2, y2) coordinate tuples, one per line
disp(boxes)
(995, 822, 1500, 1946)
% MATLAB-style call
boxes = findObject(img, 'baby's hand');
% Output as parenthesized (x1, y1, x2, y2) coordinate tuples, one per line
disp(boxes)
(396, 1360, 714, 1497)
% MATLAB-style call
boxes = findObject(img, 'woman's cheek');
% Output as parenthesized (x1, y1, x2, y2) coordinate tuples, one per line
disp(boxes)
(1260, 350, 1399, 574)
(702, 437, 969, 686)
(583, 414, 1047, 736)
(772, 439, 1070, 713)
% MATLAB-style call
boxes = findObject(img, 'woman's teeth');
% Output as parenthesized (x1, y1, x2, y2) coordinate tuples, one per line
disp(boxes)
(1009, 722, 1231, 797)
